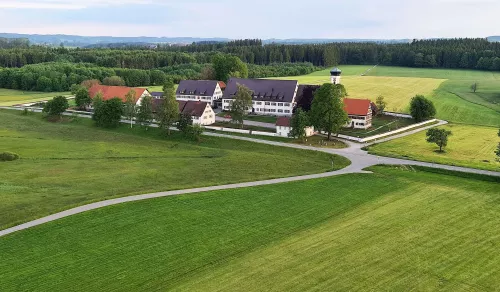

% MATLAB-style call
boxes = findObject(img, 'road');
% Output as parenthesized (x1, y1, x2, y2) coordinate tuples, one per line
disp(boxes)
(0, 107, 498, 238)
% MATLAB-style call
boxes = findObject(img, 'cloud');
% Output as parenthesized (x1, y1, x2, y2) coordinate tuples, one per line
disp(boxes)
(0, 0, 499, 39)
(0, 0, 160, 9)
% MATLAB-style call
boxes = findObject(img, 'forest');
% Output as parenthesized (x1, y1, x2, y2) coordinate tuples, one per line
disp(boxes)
(1, 38, 500, 92)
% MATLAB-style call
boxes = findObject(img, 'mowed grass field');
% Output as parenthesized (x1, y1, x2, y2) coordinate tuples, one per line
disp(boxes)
(367, 124, 500, 171)
(275, 67, 446, 113)
(1, 166, 499, 291)
(276, 65, 500, 127)
(0, 88, 71, 106)
(0, 109, 348, 229)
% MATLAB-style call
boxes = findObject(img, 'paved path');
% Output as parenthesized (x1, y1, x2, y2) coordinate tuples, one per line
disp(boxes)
(0, 107, 498, 238)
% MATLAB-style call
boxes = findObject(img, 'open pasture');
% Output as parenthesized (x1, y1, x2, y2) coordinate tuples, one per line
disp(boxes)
(0, 88, 71, 106)
(0, 166, 499, 291)
(0, 109, 346, 229)
(367, 124, 500, 171)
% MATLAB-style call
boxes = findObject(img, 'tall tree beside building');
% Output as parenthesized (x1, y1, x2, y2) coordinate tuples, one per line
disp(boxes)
(123, 90, 137, 128)
(75, 87, 91, 110)
(42, 96, 68, 119)
(309, 83, 348, 140)
(91, 91, 104, 122)
(375, 95, 387, 114)
(93, 98, 124, 128)
(136, 95, 154, 128)
(156, 81, 179, 135)
(229, 84, 253, 128)
(289, 108, 310, 141)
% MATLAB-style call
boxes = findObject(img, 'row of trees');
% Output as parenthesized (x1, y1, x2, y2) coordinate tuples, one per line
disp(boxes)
(160, 38, 500, 70)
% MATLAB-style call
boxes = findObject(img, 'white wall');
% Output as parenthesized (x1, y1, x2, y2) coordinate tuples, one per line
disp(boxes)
(176, 83, 222, 107)
(222, 99, 294, 116)
(276, 125, 291, 137)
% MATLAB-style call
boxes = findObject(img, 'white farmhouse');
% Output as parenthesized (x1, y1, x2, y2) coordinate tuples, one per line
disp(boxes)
(178, 100, 215, 126)
(344, 98, 373, 129)
(175, 80, 223, 107)
(222, 78, 298, 116)
(275, 117, 315, 138)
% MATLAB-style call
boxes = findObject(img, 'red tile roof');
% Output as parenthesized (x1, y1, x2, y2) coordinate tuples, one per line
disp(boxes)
(276, 116, 291, 127)
(218, 81, 226, 90)
(344, 98, 371, 116)
(89, 85, 148, 103)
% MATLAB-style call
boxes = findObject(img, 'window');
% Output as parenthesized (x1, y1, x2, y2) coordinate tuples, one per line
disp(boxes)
(284, 103, 290, 107)
(284, 110, 290, 113)
(270, 109, 276, 113)
(271, 103, 276, 106)
(256, 102, 262, 105)
(278, 109, 283, 113)
(278, 103, 283, 107)
(265, 102, 270, 105)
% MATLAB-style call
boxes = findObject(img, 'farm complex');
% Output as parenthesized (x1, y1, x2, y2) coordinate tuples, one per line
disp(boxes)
(0, 35, 499, 292)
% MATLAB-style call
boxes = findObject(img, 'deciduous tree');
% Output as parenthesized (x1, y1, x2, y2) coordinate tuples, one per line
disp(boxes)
(93, 97, 124, 128)
(375, 95, 387, 114)
(103, 76, 126, 86)
(310, 83, 348, 140)
(177, 112, 193, 134)
(81, 79, 101, 89)
(212, 54, 248, 82)
(470, 82, 479, 93)
(289, 108, 310, 141)
(410, 95, 436, 122)
(426, 128, 452, 152)
(156, 81, 179, 135)
(229, 84, 252, 128)
(136, 95, 153, 128)
(123, 90, 136, 128)
(75, 87, 91, 110)
(186, 124, 203, 142)
(43, 96, 68, 119)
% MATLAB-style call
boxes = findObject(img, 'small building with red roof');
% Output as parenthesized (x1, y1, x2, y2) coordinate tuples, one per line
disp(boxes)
(343, 98, 373, 129)
(88, 85, 152, 106)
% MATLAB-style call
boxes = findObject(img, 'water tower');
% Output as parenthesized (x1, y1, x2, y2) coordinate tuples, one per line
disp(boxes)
(330, 67, 342, 84)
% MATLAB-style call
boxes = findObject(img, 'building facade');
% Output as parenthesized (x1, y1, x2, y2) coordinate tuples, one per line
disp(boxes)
(175, 80, 223, 107)
(344, 98, 373, 129)
(178, 100, 215, 126)
(222, 78, 298, 116)
(275, 117, 315, 138)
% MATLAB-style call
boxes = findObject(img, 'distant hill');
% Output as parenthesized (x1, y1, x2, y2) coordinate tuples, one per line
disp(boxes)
(0, 33, 230, 47)
(487, 36, 500, 42)
(0, 33, 413, 47)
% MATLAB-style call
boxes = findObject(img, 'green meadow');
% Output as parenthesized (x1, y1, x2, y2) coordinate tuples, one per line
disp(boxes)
(0, 166, 498, 291)
(0, 88, 71, 106)
(0, 109, 347, 229)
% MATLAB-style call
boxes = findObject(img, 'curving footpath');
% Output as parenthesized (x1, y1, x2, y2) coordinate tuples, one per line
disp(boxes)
(0, 108, 499, 238)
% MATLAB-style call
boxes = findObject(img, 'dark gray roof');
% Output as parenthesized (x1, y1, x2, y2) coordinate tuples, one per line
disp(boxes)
(222, 78, 298, 103)
(151, 91, 163, 98)
(330, 67, 342, 74)
(176, 80, 218, 96)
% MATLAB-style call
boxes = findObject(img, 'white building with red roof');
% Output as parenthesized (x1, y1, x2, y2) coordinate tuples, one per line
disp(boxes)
(343, 98, 373, 129)
(88, 85, 151, 106)
(275, 117, 315, 138)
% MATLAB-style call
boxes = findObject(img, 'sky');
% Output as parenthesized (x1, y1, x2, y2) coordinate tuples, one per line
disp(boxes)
(0, 0, 499, 39)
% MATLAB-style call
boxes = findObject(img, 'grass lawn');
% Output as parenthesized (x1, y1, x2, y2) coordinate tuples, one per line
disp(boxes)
(0, 89, 71, 106)
(367, 124, 500, 171)
(275, 65, 500, 127)
(1, 166, 499, 291)
(291, 135, 348, 149)
(147, 84, 179, 93)
(340, 115, 416, 138)
(0, 109, 349, 229)
(212, 121, 275, 132)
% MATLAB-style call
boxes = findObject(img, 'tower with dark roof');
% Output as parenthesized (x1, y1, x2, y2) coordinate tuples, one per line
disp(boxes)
(330, 67, 342, 85)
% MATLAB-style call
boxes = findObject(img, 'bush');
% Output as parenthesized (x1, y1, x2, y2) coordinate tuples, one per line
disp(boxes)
(43, 96, 69, 118)
(0, 152, 20, 161)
